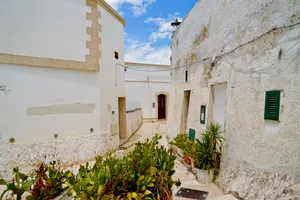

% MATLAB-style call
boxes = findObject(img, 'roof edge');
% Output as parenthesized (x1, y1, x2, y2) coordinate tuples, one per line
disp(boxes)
(125, 62, 170, 68)
(96, 0, 126, 26)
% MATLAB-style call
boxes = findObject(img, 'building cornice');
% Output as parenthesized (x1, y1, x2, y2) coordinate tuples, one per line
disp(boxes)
(96, 0, 126, 26)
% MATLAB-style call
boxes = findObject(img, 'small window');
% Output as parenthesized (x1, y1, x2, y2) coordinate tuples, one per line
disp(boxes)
(189, 128, 195, 142)
(114, 51, 119, 59)
(200, 105, 206, 124)
(185, 70, 189, 82)
(264, 90, 280, 121)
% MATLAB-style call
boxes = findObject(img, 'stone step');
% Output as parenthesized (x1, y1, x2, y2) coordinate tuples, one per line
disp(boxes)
(208, 194, 238, 200)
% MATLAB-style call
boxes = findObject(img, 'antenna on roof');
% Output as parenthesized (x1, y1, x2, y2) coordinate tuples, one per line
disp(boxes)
(171, 19, 181, 27)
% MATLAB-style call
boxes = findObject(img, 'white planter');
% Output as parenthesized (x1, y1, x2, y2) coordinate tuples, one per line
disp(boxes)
(176, 147, 184, 158)
(190, 158, 195, 169)
(196, 168, 214, 184)
(54, 189, 72, 200)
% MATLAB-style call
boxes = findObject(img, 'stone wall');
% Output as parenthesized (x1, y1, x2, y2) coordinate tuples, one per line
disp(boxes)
(0, 131, 119, 180)
(126, 108, 143, 137)
(168, 0, 300, 198)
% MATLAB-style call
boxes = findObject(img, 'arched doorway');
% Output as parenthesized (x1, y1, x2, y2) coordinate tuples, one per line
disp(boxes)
(157, 94, 166, 120)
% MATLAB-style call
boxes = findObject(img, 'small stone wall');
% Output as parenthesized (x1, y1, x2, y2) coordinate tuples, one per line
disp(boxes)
(0, 131, 119, 180)
(126, 108, 143, 137)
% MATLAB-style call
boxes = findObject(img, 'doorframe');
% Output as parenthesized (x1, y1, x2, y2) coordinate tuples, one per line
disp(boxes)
(155, 91, 169, 121)
(118, 97, 127, 139)
(208, 82, 228, 129)
(180, 90, 191, 134)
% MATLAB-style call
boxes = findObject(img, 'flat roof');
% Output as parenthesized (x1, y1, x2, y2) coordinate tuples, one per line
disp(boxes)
(125, 62, 170, 68)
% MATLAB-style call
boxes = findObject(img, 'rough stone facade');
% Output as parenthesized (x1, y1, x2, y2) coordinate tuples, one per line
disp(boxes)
(168, 0, 300, 198)
(215, 162, 300, 200)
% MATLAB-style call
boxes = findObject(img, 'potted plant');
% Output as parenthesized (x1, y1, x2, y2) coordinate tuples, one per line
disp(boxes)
(169, 133, 190, 158)
(194, 133, 215, 184)
(194, 122, 224, 184)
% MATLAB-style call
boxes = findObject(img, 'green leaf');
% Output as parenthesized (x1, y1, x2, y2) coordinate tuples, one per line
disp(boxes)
(13, 167, 18, 173)
(0, 179, 6, 185)
(21, 181, 33, 191)
(147, 183, 154, 187)
(144, 190, 152, 196)
(7, 182, 16, 190)
(26, 195, 36, 200)
(101, 194, 114, 200)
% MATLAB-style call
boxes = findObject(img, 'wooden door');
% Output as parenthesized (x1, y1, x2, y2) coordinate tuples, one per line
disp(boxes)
(158, 94, 166, 120)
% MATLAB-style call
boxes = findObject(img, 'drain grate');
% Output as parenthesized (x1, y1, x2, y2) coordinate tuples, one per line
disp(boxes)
(175, 188, 208, 200)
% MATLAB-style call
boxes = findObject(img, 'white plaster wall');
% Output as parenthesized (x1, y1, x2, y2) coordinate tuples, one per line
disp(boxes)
(168, 0, 300, 197)
(125, 63, 171, 119)
(0, 1, 125, 179)
(0, 65, 101, 143)
(98, 5, 125, 132)
(0, 0, 86, 61)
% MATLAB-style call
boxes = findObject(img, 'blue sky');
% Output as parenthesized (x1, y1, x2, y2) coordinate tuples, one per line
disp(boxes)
(105, 0, 197, 65)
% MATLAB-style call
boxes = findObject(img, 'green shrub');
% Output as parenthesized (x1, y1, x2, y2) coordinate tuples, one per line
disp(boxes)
(66, 135, 179, 200)
(0, 167, 34, 200)
(170, 133, 193, 155)
(29, 161, 68, 200)
(0, 162, 67, 200)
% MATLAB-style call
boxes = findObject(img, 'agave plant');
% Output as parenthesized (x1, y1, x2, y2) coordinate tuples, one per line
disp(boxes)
(195, 133, 216, 171)
(193, 122, 225, 172)
(205, 122, 224, 150)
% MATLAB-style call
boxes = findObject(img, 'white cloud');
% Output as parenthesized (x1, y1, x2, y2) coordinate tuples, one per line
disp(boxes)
(105, 0, 155, 16)
(125, 39, 171, 65)
(145, 14, 182, 42)
(124, 13, 182, 65)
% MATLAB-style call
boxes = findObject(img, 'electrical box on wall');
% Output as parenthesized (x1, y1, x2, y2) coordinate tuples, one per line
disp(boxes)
(200, 105, 206, 124)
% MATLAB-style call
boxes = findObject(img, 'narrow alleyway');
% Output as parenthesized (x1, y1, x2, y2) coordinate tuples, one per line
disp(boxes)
(121, 121, 225, 200)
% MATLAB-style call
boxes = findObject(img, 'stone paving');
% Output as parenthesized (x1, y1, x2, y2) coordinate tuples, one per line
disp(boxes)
(121, 121, 226, 200)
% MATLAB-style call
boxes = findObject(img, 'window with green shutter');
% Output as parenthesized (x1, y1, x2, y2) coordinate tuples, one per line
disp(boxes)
(264, 90, 280, 121)
(189, 128, 195, 142)
(200, 105, 206, 124)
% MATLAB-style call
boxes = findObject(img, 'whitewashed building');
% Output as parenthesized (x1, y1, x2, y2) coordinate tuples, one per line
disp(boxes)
(125, 62, 171, 122)
(0, 0, 126, 178)
(168, 0, 300, 199)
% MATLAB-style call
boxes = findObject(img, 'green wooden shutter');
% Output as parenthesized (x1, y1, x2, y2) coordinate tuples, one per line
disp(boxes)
(200, 105, 206, 124)
(264, 90, 280, 121)
(189, 128, 195, 142)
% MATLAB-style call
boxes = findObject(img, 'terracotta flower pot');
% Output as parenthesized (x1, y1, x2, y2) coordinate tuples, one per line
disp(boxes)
(184, 154, 191, 165)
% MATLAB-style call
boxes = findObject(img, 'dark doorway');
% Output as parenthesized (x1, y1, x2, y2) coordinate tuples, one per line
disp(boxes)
(158, 94, 166, 120)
